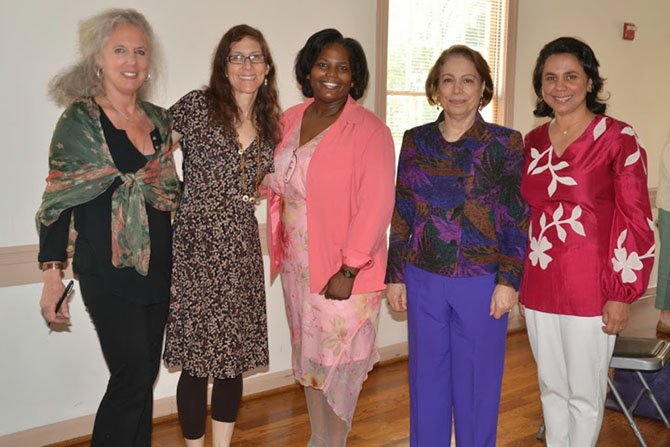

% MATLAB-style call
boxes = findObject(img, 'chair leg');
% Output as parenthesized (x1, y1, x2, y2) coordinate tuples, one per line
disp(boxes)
(635, 371, 670, 429)
(608, 377, 648, 447)
(536, 421, 545, 440)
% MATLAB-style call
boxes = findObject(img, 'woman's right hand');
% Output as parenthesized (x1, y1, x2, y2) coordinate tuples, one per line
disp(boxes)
(518, 302, 525, 318)
(386, 283, 407, 312)
(40, 270, 70, 326)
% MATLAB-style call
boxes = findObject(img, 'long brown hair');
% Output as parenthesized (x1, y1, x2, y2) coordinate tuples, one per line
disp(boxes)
(205, 24, 281, 145)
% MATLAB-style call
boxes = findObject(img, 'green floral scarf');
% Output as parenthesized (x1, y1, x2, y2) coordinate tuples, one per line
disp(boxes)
(36, 98, 181, 275)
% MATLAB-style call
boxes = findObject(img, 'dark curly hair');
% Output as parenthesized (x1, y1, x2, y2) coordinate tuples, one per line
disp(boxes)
(205, 24, 281, 145)
(294, 28, 369, 100)
(425, 45, 494, 109)
(532, 36, 607, 117)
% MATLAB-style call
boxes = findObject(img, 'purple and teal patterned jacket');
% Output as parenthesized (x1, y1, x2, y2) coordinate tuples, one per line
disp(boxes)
(385, 113, 529, 290)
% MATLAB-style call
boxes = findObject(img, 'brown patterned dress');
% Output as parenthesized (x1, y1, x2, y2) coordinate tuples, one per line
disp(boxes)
(163, 90, 272, 378)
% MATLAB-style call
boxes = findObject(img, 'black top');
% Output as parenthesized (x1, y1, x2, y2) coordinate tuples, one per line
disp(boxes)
(38, 106, 173, 305)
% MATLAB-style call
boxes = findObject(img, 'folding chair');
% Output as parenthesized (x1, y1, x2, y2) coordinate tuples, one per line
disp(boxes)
(535, 336, 670, 447)
(607, 337, 670, 447)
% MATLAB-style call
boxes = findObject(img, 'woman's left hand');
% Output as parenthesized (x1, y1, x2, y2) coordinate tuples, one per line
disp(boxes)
(490, 284, 518, 319)
(320, 270, 356, 300)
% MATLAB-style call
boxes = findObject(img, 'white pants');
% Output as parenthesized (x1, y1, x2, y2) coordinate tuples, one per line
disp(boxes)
(525, 309, 616, 447)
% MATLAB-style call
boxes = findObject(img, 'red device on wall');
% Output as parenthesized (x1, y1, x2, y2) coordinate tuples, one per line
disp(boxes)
(623, 22, 636, 41)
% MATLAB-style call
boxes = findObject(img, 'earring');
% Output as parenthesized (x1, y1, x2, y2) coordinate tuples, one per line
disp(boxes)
(264, 78, 268, 86)
(146, 73, 151, 81)
(96, 68, 102, 78)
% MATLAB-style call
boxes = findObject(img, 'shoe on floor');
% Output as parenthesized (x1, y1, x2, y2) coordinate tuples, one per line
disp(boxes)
(657, 320, 670, 334)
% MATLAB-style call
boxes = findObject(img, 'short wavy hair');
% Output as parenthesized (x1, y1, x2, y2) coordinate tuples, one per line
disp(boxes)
(294, 28, 369, 100)
(532, 36, 607, 117)
(425, 45, 494, 109)
(48, 8, 161, 107)
(205, 24, 282, 146)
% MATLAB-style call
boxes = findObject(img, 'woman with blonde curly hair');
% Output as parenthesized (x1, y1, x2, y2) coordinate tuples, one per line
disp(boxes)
(37, 8, 179, 446)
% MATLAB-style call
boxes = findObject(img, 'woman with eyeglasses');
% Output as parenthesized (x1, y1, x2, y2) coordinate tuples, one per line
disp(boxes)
(163, 25, 281, 447)
(265, 29, 395, 446)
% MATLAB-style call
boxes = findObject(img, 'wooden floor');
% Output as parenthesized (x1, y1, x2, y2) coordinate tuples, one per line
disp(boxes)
(59, 298, 670, 446)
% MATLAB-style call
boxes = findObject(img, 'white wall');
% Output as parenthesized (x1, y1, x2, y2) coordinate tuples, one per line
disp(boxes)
(0, 0, 408, 437)
(513, 0, 670, 187)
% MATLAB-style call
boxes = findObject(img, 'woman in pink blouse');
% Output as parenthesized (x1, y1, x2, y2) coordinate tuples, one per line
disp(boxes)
(265, 29, 395, 446)
(520, 37, 655, 446)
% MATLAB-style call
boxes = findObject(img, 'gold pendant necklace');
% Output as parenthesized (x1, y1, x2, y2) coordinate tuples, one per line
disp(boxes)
(238, 135, 262, 205)
(103, 96, 150, 155)
(555, 116, 590, 137)
(103, 96, 144, 123)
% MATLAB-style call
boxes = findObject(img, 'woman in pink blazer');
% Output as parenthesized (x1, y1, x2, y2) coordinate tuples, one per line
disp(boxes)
(265, 29, 395, 446)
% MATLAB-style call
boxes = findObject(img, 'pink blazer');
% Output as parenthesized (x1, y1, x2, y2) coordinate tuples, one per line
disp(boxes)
(267, 97, 396, 294)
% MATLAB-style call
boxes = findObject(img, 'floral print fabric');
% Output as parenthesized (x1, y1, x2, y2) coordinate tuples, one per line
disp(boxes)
(386, 113, 529, 289)
(267, 123, 381, 425)
(163, 91, 272, 378)
(520, 115, 655, 316)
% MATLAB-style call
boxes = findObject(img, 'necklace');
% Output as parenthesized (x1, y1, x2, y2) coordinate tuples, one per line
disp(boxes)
(559, 126, 571, 135)
(104, 95, 144, 124)
(237, 135, 262, 205)
(102, 96, 152, 155)
(555, 116, 591, 136)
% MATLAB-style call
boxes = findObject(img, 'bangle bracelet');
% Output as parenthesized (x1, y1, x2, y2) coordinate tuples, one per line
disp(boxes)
(40, 261, 65, 271)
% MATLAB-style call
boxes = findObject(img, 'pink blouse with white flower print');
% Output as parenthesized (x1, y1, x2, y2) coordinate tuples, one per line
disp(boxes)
(519, 115, 655, 316)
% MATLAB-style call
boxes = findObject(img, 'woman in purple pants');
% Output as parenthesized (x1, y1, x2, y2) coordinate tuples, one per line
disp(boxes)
(385, 45, 529, 446)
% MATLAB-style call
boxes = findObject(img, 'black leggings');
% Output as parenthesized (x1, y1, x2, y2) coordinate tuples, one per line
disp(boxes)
(176, 370, 243, 439)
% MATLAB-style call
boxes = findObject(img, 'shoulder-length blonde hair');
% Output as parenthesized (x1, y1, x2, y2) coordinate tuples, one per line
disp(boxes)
(48, 8, 162, 107)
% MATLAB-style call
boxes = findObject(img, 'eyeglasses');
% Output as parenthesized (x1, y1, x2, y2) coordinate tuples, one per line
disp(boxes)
(283, 149, 299, 184)
(227, 54, 266, 65)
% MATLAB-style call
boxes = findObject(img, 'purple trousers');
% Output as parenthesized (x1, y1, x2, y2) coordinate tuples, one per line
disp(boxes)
(406, 263, 508, 447)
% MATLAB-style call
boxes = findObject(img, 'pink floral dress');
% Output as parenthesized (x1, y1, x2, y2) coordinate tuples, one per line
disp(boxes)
(267, 123, 381, 425)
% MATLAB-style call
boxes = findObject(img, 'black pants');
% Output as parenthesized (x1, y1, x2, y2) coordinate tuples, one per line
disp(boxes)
(80, 275, 169, 447)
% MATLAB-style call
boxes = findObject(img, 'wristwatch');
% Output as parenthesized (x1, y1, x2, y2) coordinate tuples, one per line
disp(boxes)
(340, 266, 357, 278)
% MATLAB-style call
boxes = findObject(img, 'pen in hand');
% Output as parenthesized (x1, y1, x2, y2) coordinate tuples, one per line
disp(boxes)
(49, 280, 74, 328)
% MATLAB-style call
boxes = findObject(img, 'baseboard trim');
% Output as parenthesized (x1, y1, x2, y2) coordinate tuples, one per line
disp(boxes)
(0, 342, 410, 447)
